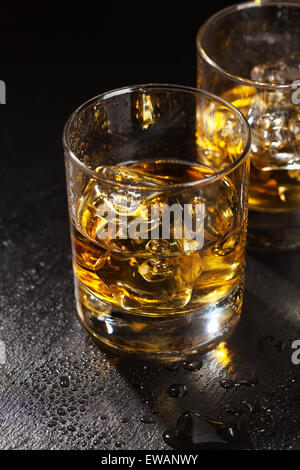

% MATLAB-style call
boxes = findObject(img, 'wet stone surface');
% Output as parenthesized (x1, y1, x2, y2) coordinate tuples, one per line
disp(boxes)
(2, 182, 300, 450)
(1, 71, 300, 451)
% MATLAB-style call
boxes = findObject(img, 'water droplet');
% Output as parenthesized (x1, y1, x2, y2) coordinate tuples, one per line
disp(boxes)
(219, 379, 236, 389)
(132, 381, 144, 390)
(165, 364, 180, 372)
(167, 384, 188, 398)
(57, 408, 67, 416)
(115, 441, 124, 448)
(239, 369, 259, 387)
(140, 415, 156, 424)
(48, 420, 57, 427)
(242, 400, 261, 414)
(59, 376, 70, 388)
(224, 404, 243, 416)
(163, 411, 252, 449)
(257, 428, 266, 434)
(141, 397, 152, 405)
(220, 368, 259, 389)
(183, 359, 203, 372)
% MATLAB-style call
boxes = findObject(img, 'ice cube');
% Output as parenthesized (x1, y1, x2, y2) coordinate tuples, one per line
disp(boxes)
(145, 238, 179, 256)
(196, 104, 244, 170)
(99, 251, 195, 311)
(204, 177, 239, 249)
(138, 258, 176, 282)
(246, 76, 299, 170)
(251, 57, 300, 85)
(184, 175, 241, 256)
(269, 146, 296, 166)
(269, 128, 294, 150)
(289, 117, 300, 140)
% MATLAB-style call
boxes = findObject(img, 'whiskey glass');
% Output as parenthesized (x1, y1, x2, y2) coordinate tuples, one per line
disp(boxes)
(197, 1, 300, 250)
(63, 84, 250, 361)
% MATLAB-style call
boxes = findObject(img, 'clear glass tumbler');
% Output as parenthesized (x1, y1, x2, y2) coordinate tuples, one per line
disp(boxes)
(63, 84, 250, 361)
(197, 1, 300, 250)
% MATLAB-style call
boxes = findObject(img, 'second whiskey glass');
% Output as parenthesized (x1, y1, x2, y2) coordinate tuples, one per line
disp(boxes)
(197, 1, 300, 250)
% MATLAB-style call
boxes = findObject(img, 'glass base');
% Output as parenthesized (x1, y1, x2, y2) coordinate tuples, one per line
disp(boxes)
(248, 209, 300, 251)
(74, 277, 243, 362)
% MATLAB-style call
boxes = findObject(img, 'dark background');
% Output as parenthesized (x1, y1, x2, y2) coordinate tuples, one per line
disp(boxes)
(1, 0, 300, 451)
(0, 0, 238, 211)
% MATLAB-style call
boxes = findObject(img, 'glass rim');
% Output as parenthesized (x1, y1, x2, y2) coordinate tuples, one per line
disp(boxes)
(63, 83, 251, 191)
(196, 1, 300, 92)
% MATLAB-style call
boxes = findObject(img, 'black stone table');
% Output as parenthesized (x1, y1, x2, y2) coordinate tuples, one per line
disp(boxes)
(2, 189, 300, 450)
